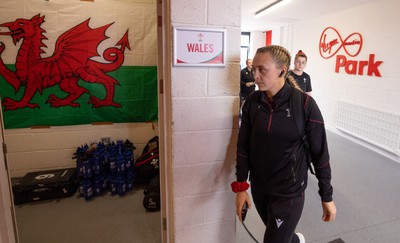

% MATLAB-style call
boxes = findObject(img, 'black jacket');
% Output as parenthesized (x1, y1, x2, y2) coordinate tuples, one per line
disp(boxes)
(240, 67, 255, 97)
(288, 70, 312, 92)
(236, 82, 333, 202)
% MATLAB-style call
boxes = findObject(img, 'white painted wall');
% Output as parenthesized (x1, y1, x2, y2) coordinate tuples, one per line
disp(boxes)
(169, 0, 241, 242)
(288, 0, 400, 162)
(6, 123, 158, 178)
(249, 31, 265, 58)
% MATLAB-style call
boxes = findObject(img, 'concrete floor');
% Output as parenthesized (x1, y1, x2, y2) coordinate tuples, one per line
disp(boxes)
(14, 130, 400, 243)
(14, 187, 161, 243)
(236, 130, 400, 243)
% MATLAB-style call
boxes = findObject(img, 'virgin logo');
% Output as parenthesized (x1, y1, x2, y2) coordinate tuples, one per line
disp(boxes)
(319, 27, 363, 59)
(319, 27, 382, 77)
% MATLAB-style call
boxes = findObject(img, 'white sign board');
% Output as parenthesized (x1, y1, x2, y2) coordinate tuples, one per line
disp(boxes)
(173, 27, 226, 66)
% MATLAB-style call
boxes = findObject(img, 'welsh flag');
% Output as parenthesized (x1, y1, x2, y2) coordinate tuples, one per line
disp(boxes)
(0, 1, 158, 129)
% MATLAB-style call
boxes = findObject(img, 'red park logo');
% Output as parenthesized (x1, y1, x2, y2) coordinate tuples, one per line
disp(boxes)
(319, 27, 382, 77)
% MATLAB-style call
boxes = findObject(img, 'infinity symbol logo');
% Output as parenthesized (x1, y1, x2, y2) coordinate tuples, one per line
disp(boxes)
(319, 27, 363, 59)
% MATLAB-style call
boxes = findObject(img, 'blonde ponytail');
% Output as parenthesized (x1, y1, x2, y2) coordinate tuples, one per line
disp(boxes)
(287, 75, 303, 92)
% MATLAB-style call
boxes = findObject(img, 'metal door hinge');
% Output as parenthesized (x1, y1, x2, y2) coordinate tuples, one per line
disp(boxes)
(158, 15, 162, 27)
(159, 79, 164, 94)
(2, 143, 8, 170)
(163, 218, 167, 230)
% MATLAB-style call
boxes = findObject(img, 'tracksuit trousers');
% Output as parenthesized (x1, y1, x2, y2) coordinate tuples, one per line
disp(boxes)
(251, 186, 305, 243)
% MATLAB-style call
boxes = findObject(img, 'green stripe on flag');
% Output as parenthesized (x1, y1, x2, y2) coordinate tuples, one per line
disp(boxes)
(0, 66, 158, 129)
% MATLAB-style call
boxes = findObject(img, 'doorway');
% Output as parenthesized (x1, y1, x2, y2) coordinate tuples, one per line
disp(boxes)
(241, 32, 251, 69)
(0, 101, 18, 243)
(0, 0, 165, 242)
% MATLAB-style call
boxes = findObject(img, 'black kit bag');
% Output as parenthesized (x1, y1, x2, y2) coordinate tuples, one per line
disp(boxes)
(134, 136, 160, 184)
(12, 168, 78, 205)
(143, 174, 160, 212)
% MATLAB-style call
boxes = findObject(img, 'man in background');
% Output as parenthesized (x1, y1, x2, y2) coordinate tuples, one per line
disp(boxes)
(240, 59, 256, 104)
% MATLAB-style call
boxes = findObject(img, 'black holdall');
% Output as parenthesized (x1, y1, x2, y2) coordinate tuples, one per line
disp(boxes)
(12, 168, 78, 205)
(134, 136, 160, 184)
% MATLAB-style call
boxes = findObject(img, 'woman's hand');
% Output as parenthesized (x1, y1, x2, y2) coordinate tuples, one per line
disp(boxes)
(322, 201, 337, 222)
(236, 191, 251, 221)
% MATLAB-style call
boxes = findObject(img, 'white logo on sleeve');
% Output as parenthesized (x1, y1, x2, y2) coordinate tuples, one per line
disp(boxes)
(276, 218, 284, 228)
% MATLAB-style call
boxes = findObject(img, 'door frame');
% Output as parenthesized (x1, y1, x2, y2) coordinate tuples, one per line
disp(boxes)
(157, 0, 174, 242)
(0, 1, 172, 242)
(0, 100, 19, 243)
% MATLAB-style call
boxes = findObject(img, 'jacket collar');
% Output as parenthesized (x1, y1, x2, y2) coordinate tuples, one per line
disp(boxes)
(260, 81, 292, 106)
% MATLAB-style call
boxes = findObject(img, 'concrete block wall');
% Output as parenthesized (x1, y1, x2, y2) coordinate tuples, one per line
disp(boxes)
(170, 0, 241, 242)
(5, 123, 158, 178)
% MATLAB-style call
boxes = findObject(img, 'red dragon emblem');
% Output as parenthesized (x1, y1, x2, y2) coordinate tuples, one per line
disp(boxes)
(0, 14, 130, 110)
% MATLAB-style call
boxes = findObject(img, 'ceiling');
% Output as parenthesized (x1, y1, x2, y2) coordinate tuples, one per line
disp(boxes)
(241, 0, 376, 31)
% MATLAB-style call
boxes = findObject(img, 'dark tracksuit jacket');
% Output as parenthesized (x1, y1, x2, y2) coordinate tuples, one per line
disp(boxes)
(236, 82, 333, 202)
(240, 67, 256, 98)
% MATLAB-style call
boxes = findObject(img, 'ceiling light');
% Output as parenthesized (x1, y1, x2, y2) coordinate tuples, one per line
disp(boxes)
(255, 0, 292, 18)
